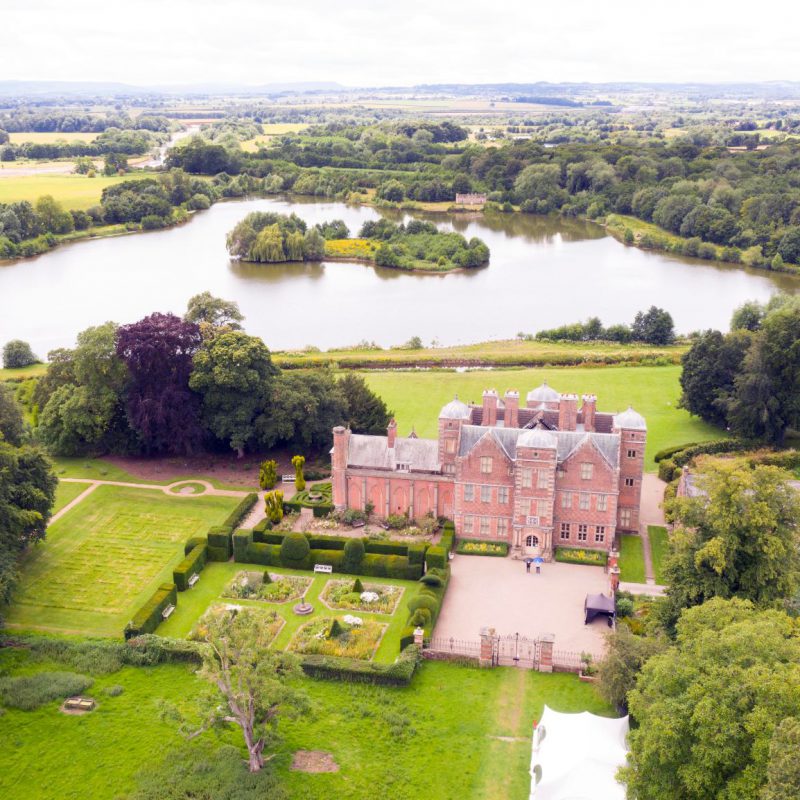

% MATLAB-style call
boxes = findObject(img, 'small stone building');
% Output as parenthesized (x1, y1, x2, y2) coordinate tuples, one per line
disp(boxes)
(331, 384, 646, 559)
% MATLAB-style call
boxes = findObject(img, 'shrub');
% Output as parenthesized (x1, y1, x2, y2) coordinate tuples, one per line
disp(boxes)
(259, 459, 278, 489)
(342, 508, 367, 525)
(419, 573, 443, 587)
(124, 582, 178, 639)
(264, 489, 284, 524)
(344, 538, 365, 571)
(105, 685, 124, 697)
(456, 539, 509, 557)
(425, 545, 447, 570)
(410, 607, 432, 627)
(616, 596, 635, 618)
(173, 544, 208, 591)
(292, 454, 306, 490)
(0, 671, 93, 710)
(280, 532, 311, 568)
(408, 594, 439, 616)
(385, 514, 407, 530)
(352, 577, 364, 593)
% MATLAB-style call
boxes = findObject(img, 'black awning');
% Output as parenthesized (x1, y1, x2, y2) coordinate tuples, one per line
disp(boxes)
(584, 593, 615, 624)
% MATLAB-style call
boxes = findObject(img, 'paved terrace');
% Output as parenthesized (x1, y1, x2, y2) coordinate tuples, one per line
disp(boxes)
(435, 555, 610, 654)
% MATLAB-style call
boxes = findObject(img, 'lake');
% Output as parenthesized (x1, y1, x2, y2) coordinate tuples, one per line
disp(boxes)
(1, 196, 797, 354)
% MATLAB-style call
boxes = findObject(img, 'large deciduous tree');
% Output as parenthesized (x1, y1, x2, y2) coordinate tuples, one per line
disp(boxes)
(661, 463, 800, 630)
(2, 339, 37, 369)
(184, 291, 244, 335)
(0, 436, 56, 603)
(338, 374, 392, 434)
(631, 305, 675, 345)
(190, 608, 305, 772)
(116, 313, 202, 454)
(728, 304, 800, 443)
(678, 329, 752, 426)
(623, 598, 800, 800)
(189, 331, 277, 456)
(0, 383, 25, 446)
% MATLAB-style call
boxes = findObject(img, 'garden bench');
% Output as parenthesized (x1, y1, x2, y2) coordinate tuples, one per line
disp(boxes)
(313, 564, 333, 574)
(282, 474, 295, 483)
(161, 603, 176, 619)
(351, 519, 366, 528)
(187, 573, 200, 588)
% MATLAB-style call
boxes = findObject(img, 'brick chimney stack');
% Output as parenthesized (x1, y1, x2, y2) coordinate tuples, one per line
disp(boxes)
(582, 394, 597, 432)
(558, 394, 578, 431)
(387, 418, 397, 448)
(505, 390, 519, 429)
(332, 426, 351, 509)
(482, 389, 499, 427)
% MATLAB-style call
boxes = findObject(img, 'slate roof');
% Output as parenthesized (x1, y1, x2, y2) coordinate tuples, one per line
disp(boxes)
(457, 425, 620, 468)
(347, 434, 440, 473)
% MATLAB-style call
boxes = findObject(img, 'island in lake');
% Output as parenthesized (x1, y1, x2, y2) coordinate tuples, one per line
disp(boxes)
(225, 211, 490, 272)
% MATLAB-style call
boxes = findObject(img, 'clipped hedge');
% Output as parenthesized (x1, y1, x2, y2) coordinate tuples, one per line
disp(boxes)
(184, 536, 206, 555)
(440, 522, 455, 554)
(425, 545, 447, 570)
(207, 525, 233, 562)
(300, 645, 421, 686)
(554, 547, 608, 567)
(400, 566, 451, 649)
(232, 530, 422, 579)
(173, 543, 208, 591)
(124, 583, 177, 640)
(407, 542, 426, 565)
(657, 438, 752, 481)
(222, 493, 258, 529)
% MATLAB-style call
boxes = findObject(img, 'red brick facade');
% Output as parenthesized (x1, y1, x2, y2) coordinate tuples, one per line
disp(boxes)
(332, 384, 646, 559)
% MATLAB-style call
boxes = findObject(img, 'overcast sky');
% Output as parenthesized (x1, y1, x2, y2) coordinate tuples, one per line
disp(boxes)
(6, 0, 800, 87)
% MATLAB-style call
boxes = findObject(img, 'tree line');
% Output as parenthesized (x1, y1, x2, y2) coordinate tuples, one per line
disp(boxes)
(532, 305, 675, 345)
(13, 293, 391, 458)
(166, 121, 800, 269)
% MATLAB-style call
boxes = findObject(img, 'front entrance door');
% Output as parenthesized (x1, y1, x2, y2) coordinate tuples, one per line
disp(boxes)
(523, 534, 541, 557)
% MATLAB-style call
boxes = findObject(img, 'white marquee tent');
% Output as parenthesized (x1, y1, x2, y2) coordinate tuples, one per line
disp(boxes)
(529, 705, 629, 800)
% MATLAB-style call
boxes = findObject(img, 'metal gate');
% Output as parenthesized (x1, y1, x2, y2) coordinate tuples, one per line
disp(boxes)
(493, 633, 541, 669)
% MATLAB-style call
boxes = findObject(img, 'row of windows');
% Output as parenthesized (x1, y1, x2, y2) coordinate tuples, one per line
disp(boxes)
(463, 516, 510, 537)
(560, 523, 606, 543)
(560, 492, 609, 511)
(463, 484, 510, 504)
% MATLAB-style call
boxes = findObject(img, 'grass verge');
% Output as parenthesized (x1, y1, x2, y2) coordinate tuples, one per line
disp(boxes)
(648, 525, 670, 585)
(619, 534, 646, 584)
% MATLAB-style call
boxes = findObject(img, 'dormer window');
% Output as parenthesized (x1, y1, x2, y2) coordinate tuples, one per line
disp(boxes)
(396, 462, 410, 472)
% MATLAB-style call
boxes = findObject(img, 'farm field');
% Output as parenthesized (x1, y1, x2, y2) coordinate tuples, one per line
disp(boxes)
(2, 484, 241, 636)
(0, 648, 610, 800)
(362, 365, 725, 470)
(0, 172, 152, 210)
(159, 563, 422, 664)
(240, 123, 309, 151)
(619, 534, 646, 583)
(8, 131, 99, 144)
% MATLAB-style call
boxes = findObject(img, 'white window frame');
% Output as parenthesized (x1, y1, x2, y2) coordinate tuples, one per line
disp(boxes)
(580, 462, 593, 480)
(498, 486, 509, 504)
(579, 493, 590, 511)
(464, 484, 474, 502)
(480, 485, 491, 503)
(480, 456, 493, 474)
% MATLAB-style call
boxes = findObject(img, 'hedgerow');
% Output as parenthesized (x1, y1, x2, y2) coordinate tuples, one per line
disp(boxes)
(124, 582, 178, 639)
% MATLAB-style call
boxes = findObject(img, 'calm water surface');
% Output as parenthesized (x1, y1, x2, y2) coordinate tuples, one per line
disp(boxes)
(1, 196, 797, 354)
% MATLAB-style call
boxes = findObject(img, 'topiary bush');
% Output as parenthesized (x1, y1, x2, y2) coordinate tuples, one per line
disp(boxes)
(343, 538, 365, 571)
(352, 577, 364, 593)
(280, 532, 311, 569)
(425, 545, 447, 570)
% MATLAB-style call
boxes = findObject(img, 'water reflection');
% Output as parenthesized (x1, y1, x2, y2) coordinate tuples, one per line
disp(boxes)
(0, 196, 796, 354)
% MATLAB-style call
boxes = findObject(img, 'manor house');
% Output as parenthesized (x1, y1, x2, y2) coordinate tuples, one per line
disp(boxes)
(331, 384, 646, 558)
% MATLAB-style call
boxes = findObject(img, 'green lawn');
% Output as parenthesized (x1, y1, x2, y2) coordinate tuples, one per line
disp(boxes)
(0, 363, 48, 382)
(52, 481, 93, 513)
(363, 364, 725, 470)
(648, 525, 670, 585)
(158, 562, 423, 664)
(3, 485, 241, 636)
(619, 534, 646, 583)
(50, 457, 254, 491)
(0, 648, 610, 800)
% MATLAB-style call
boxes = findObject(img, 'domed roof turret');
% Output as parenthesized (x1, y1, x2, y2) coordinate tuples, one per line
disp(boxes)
(517, 429, 558, 449)
(613, 407, 647, 431)
(439, 396, 471, 420)
(527, 382, 560, 403)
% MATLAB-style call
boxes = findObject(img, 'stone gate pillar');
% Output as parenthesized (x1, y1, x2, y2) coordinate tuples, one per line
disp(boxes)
(479, 626, 496, 668)
(539, 633, 555, 673)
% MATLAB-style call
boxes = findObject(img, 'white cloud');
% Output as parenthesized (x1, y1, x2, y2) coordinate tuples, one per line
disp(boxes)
(5, 0, 800, 86)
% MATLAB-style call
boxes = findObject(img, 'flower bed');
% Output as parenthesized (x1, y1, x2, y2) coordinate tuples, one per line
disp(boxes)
(190, 604, 284, 643)
(222, 570, 311, 603)
(288, 616, 385, 660)
(321, 579, 402, 615)
(554, 547, 608, 567)
(456, 540, 509, 557)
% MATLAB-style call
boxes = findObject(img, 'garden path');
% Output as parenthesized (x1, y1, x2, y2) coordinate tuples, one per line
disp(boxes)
(638, 474, 667, 585)
(49, 482, 100, 524)
(59, 476, 248, 498)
